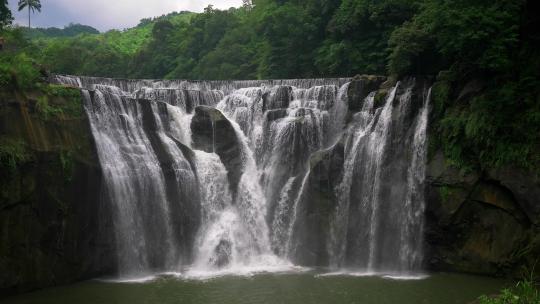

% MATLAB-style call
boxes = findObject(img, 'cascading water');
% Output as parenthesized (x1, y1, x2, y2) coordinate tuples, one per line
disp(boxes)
(53, 74, 429, 279)
(327, 82, 430, 274)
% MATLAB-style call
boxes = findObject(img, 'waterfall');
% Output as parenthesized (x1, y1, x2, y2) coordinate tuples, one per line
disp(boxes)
(54, 75, 429, 278)
(81, 89, 195, 277)
(327, 81, 430, 273)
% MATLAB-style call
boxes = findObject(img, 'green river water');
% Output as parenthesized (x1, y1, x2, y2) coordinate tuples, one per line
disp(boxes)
(3, 272, 506, 304)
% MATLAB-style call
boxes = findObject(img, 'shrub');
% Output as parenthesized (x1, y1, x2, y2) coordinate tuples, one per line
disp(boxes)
(0, 52, 42, 90)
(0, 136, 33, 174)
(478, 279, 540, 304)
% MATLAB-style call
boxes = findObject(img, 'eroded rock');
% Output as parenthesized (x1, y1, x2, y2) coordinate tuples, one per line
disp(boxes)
(347, 75, 386, 112)
(191, 106, 244, 195)
(290, 139, 345, 266)
(425, 149, 536, 276)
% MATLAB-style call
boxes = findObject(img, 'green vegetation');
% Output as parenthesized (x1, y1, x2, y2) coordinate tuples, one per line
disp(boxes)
(41, 84, 84, 118)
(0, 31, 83, 121)
(0, 28, 83, 124)
(478, 279, 539, 304)
(35, 86, 83, 120)
(1, 0, 538, 172)
(438, 186, 451, 203)
(0, 28, 44, 89)
(0, 51, 42, 89)
(59, 149, 74, 182)
(389, 0, 540, 171)
(22, 23, 99, 39)
(0, 0, 12, 30)
(0, 136, 33, 174)
(24, 11, 195, 77)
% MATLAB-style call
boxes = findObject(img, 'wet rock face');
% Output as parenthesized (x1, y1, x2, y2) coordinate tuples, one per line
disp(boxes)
(488, 167, 540, 226)
(263, 86, 292, 112)
(347, 75, 386, 112)
(290, 140, 345, 266)
(139, 99, 201, 262)
(424, 150, 538, 276)
(211, 240, 232, 268)
(191, 106, 244, 195)
(0, 90, 114, 297)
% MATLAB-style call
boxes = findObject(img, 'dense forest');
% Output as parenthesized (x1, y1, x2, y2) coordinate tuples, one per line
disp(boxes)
(1, 0, 539, 172)
(21, 23, 99, 39)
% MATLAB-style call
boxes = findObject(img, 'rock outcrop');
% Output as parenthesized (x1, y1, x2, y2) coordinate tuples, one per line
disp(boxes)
(290, 140, 345, 266)
(347, 75, 386, 112)
(0, 88, 114, 297)
(191, 105, 244, 195)
(139, 99, 201, 261)
(262, 85, 292, 112)
(424, 150, 539, 276)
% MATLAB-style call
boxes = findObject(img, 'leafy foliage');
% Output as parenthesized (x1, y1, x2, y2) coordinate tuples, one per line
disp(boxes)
(0, 0, 12, 30)
(478, 279, 539, 304)
(22, 23, 99, 39)
(0, 50, 42, 90)
(435, 77, 540, 171)
(0, 136, 33, 174)
(35, 85, 83, 120)
(387, 0, 524, 76)
(418, 0, 540, 171)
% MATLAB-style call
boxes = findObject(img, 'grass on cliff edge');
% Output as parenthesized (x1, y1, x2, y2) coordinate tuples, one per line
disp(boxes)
(1, 36, 83, 121)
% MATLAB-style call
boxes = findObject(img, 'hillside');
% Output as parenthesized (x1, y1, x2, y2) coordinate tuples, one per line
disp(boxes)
(20, 11, 195, 77)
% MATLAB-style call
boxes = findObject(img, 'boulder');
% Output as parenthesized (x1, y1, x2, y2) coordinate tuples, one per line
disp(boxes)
(191, 106, 244, 195)
(290, 139, 345, 266)
(263, 85, 292, 112)
(211, 239, 232, 268)
(425, 150, 536, 276)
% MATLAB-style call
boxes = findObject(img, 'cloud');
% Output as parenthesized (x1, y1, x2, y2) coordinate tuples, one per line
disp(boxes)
(8, 0, 243, 31)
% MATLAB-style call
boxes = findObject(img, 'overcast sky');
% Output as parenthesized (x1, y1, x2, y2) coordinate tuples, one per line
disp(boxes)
(8, 0, 243, 32)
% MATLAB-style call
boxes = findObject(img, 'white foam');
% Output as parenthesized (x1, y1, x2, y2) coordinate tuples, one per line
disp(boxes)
(382, 274, 429, 280)
(316, 271, 429, 281)
(103, 263, 311, 283)
(99, 275, 159, 283)
(183, 256, 308, 280)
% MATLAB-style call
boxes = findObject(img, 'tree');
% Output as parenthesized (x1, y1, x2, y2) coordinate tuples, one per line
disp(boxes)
(204, 5, 214, 14)
(18, 0, 41, 28)
(0, 0, 13, 30)
(242, 0, 253, 10)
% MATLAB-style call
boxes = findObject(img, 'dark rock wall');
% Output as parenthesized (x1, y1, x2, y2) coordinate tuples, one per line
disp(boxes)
(290, 140, 345, 266)
(191, 105, 244, 197)
(424, 151, 540, 276)
(0, 90, 114, 297)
